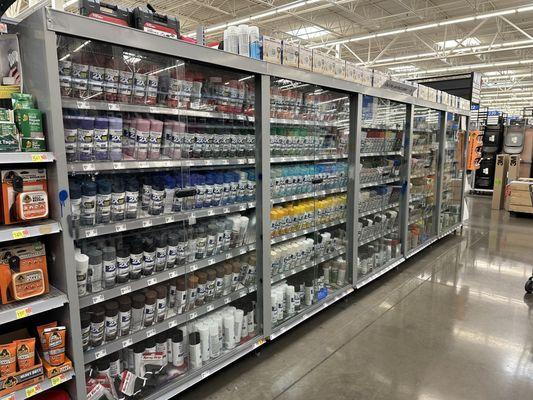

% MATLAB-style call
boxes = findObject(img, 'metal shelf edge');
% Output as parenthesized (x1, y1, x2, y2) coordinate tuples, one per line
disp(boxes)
(0, 220, 62, 244)
(268, 285, 354, 340)
(355, 257, 405, 288)
(1, 369, 75, 400)
(0, 152, 55, 164)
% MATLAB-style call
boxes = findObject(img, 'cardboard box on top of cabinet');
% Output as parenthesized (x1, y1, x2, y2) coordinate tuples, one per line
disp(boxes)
(492, 154, 509, 210)
(345, 61, 362, 84)
(372, 70, 389, 88)
(323, 53, 336, 77)
(508, 179, 533, 213)
(418, 85, 429, 101)
(262, 36, 282, 64)
(312, 50, 326, 74)
(361, 67, 373, 86)
(282, 41, 299, 68)
(298, 47, 312, 71)
(334, 58, 346, 79)
(441, 91, 450, 105)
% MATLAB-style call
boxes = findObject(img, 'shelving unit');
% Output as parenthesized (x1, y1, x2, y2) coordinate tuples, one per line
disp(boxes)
(0, 370, 75, 400)
(12, 7, 469, 400)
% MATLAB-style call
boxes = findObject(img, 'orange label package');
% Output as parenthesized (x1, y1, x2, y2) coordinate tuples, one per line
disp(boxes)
(0, 241, 49, 304)
(1, 169, 49, 225)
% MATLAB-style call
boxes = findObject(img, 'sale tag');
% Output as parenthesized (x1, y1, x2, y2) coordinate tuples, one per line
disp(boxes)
(31, 154, 46, 162)
(51, 373, 65, 386)
(11, 229, 29, 240)
(16, 307, 32, 319)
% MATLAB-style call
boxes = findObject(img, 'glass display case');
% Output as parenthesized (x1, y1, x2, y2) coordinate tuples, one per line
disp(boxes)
(56, 34, 261, 396)
(356, 96, 405, 283)
(269, 78, 350, 331)
(440, 113, 466, 231)
(407, 107, 441, 252)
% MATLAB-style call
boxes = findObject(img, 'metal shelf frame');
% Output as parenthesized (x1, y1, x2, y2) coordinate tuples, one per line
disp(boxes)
(14, 8, 470, 400)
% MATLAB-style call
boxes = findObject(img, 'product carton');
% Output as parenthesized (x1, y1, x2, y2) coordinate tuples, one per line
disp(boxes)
(312, 50, 326, 74)
(41, 355, 73, 378)
(334, 58, 346, 79)
(508, 179, 533, 213)
(323, 53, 336, 77)
(441, 91, 450, 105)
(504, 155, 521, 210)
(361, 67, 373, 87)
(492, 154, 509, 210)
(0, 241, 50, 304)
(0, 122, 20, 152)
(372, 70, 389, 88)
(426, 87, 438, 103)
(1, 168, 49, 225)
(14, 109, 45, 152)
(262, 36, 282, 64)
(345, 61, 362, 84)
(418, 84, 429, 100)
(0, 329, 44, 397)
(298, 47, 312, 71)
(282, 42, 299, 68)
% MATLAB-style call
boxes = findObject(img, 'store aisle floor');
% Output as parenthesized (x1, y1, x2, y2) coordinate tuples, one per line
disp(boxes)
(180, 196, 533, 400)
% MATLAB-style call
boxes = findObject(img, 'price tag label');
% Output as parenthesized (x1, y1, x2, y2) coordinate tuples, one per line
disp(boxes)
(302, 313, 310, 320)
(25, 383, 42, 397)
(208, 258, 215, 266)
(122, 338, 133, 348)
(201, 370, 211, 379)
(1, 393, 15, 400)
(147, 278, 157, 286)
(94, 349, 107, 360)
(115, 224, 126, 233)
(138, 161, 149, 168)
(238, 159, 245, 164)
(239, 204, 246, 211)
(223, 208, 230, 214)
(92, 294, 104, 304)
(108, 103, 120, 111)
(85, 229, 97, 238)
(31, 154, 46, 162)
(120, 286, 132, 295)
(189, 264, 198, 272)
(226, 253, 232, 259)
(168, 271, 178, 278)
(188, 312, 198, 320)
(77, 101, 89, 109)
(149, 107, 159, 114)
(113, 162, 125, 170)
(280, 274, 286, 280)
(222, 159, 229, 165)
(291, 233, 297, 238)
(188, 214, 196, 225)
(146, 329, 156, 338)
(168, 319, 178, 328)
(239, 249, 247, 255)
(51, 374, 65, 387)
(165, 216, 175, 224)
(206, 304, 214, 312)
(82, 163, 95, 172)
(16, 307, 32, 319)
(224, 297, 231, 305)
(11, 229, 29, 240)
(207, 209, 215, 217)
(142, 219, 153, 228)
(205, 159, 213, 166)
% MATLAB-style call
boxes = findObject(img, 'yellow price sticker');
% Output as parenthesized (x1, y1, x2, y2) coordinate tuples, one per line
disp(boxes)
(51, 374, 64, 386)
(31, 154, 46, 162)
(11, 229, 29, 240)
(25, 383, 42, 397)
(16, 307, 32, 319)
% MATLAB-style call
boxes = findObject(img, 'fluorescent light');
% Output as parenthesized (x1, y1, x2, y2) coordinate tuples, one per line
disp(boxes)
(350, 34, 376, 42)
(518, 5, 533, 12)
(250, 10, 277, 19)
(286, 26, 328, 39)
(238, 75, 254, 81)
(439, 16, 475, 25)
(406, 23, 438, 32)
(59, 54, 70, 61)
(388, 65, 418, 72)
(73, 40, 91, 53)
(278, 2, 307, 12)
(376, 29, 406, 37)
(476, 9, 516, 19)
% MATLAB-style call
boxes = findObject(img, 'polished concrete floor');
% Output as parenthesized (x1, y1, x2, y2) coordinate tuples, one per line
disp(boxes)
(181, 196, 533, 400)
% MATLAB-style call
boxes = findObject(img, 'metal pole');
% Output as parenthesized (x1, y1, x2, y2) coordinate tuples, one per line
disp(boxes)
(255, 74, 272, 337)
(400, 103, 413, 255)
(436, 111, 448, 237)
(347, 93, 362, 285)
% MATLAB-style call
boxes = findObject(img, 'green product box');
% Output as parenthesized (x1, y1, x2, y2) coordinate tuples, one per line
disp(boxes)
(0, 122, 21, 151)
(14, 108, 46, 152)
(0, 109, 11, 122)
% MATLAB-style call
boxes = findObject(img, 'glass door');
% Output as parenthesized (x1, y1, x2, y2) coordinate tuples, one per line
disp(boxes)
(356, 96, 405, 284)
(440, 113, 466, 231)
(407, 107, 441, 252)
(57, 34, 260, 395)
(269, 78, 350, 331)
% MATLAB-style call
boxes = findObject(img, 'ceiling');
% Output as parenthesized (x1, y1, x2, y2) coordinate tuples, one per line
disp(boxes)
(7, 0, 533, 115)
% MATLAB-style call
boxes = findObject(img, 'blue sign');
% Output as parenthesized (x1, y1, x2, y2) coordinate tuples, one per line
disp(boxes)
(471, 104, 480, 111)
(487, 110, 500, 116)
